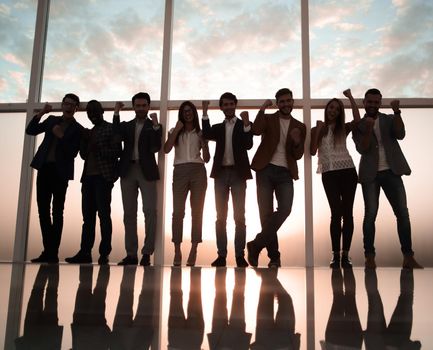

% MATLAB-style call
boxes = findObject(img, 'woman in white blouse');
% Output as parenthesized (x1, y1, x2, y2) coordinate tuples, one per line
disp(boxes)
(310, 89, 360, 268)
(164, 101, 210, 266)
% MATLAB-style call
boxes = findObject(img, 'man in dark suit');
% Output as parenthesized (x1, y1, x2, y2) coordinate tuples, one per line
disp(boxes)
(26, 93, 83, 263)
(202, 92, 253, 267)
(247, 88, 306, 268)
(113, 92, 162, 266)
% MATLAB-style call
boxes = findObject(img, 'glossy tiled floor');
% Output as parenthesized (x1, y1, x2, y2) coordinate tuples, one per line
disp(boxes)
(1, 263, 432, 349)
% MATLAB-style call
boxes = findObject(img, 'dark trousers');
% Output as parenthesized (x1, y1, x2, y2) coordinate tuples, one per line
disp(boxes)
(80, 175, 113, 257)
(322, 167, 358, 252)
(36, 163, 69, 257)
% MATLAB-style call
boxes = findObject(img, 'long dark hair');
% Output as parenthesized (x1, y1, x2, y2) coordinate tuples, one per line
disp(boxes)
(324, 98, 345, 147)
(175, 101, 201, 145)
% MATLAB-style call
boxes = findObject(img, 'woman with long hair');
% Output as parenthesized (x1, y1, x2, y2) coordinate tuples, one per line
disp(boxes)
(164, 101, 210, 266)
(310, 89, 360, 268)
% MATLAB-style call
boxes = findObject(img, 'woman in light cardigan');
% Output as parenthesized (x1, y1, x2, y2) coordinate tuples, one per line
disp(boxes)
(164, 101, 210, 266)
(310, 89, 360, 268)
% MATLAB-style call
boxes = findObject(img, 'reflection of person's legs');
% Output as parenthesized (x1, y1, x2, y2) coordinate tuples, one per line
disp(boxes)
(362, 179, 380, 257)
(325, 269, 344, 344)
(120, 169, 139, 257)
(214, 174, 229, 258)
(380, 171, 413, 256)
(186, 268, 204, 347)
(230, 172, 247, 257)
(342, 269, 363, 348)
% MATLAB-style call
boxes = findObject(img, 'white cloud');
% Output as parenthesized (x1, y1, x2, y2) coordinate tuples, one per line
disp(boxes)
(0, 4, 11, 16)
(3, 53, 26, 67)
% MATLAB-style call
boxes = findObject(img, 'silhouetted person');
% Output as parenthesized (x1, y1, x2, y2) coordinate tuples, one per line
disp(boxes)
(320, 268, 362, 349)
(66, 100, 121, 265)
(364, 268, 421, 349)
(202, 94, 253, 268)
(352, 88, 422, 269)
(70, 265, 111, 349)
(168, 267, 204, 349)
(114, 93, 162, 266)
(110, 266, 158, 349)
(250, 269, 300, 349)
(26, 94, 84, 263)
(207, 268, 252, 349)
(15, 265, 63, 349)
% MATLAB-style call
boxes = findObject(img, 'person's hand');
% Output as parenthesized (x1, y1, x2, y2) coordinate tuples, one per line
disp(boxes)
(316, 120, 324, 129)
(150, 112, 158, 126)
(174, 120, 184, 131)
(290, 127, 302, 145)
(36, 103, 52, 118)
(390, 100, 400, 113)
(202, 100, 210, 116)
(114, 101, 124, 114)
(343, 89, 353, 98)
(52, 125, 64, 139)
(261, 99, 273, 110)
(240, 111, 249, 125)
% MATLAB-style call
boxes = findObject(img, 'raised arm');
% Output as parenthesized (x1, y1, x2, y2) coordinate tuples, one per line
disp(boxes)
(310, 120, 324, 155)
(390, 99, 405, 140)
(26, 103, 53, 135)
(343, 89, 361, 123)
(252, 99, 273, 135)
(164, 120, 184, 153)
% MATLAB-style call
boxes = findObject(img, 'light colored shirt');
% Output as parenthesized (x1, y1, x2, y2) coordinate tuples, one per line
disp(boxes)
(133, 118, 145, 161)
(374, 118, 390, 171)
(317, 126, 355, 173)
(223, 117, 236, 166)
(170, 128, 205, 165)
(270, 117, 291, 168)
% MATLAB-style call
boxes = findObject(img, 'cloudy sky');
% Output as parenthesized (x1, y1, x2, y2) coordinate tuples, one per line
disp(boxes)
(1, 0, 432, 103)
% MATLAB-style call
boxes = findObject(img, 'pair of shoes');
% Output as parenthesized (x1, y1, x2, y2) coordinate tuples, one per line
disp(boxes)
(402, 255, 423, 269)
(365, 255, 376, 269)
(236, 256, 249, 268)
(246, 241, 260, 267)
(211, 255, 226, 267)
(341, 254, 352, 269)
(65, 252, 92, 264)
(140, 254, 151, 266)
(118, 256, 138, 265)
(187, 247, 197, 267)
(31, 252, 48, 263)
(268, 258, 281, 268)
(98, 255, 109, 265)
(329, 253, 340, 269)
(173, 251, 182, 266)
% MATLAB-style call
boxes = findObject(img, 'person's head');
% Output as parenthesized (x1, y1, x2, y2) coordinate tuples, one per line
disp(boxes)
(363, 88, 382, 118)
(324, 98, 345, 145)
(275, 88, 294, 116)
(86, 100, 104, 125)
(179, 101, 200, 131)
(219, 92, 238, 118)
(61, 93, 80, 117)
(132, 92, 151, 119)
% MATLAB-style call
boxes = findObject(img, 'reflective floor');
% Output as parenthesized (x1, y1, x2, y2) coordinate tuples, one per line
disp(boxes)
(1, 263, 432, 349)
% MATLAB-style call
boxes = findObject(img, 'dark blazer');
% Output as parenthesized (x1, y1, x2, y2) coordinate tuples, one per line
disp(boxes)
(26, 115, 83, 180)
(202, 117, 253, 180)
(353, 112, 411, 183)
(113, 114, 162, 181)
(251, 110, 306, 180)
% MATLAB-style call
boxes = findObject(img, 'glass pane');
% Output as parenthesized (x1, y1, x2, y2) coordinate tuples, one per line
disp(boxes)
(164, 106, 305, 267)
(310, 0, 433, 98)
(171, 0, 302, 99)
(41, 0, 165, 102)
(312, 107, 433, 267)
(0, 0, 37, 102)
(0, 113, 26, 260)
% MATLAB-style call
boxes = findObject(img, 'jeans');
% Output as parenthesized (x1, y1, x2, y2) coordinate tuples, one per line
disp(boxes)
(214, 167, 247, 258)
(362, 170, 413, 257)
(120, 163, 157, 257)
(36, 163, 69, 257)
(322, 168, 358, 252)
(254, 164, 294, 260)
(80, 175, 114, 257)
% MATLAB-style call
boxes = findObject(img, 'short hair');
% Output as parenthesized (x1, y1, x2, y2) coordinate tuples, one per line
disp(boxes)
(219, 92, 238, 107)
(132, 92, 151, 105)
(364, 88, 382, 98)
(275, 88, 293, 102)
(86, 99, 104, 114)
(62, 93, 80, 107)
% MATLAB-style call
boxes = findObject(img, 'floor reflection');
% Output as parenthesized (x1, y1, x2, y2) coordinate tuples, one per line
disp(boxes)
(3, 264, 432, 349)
